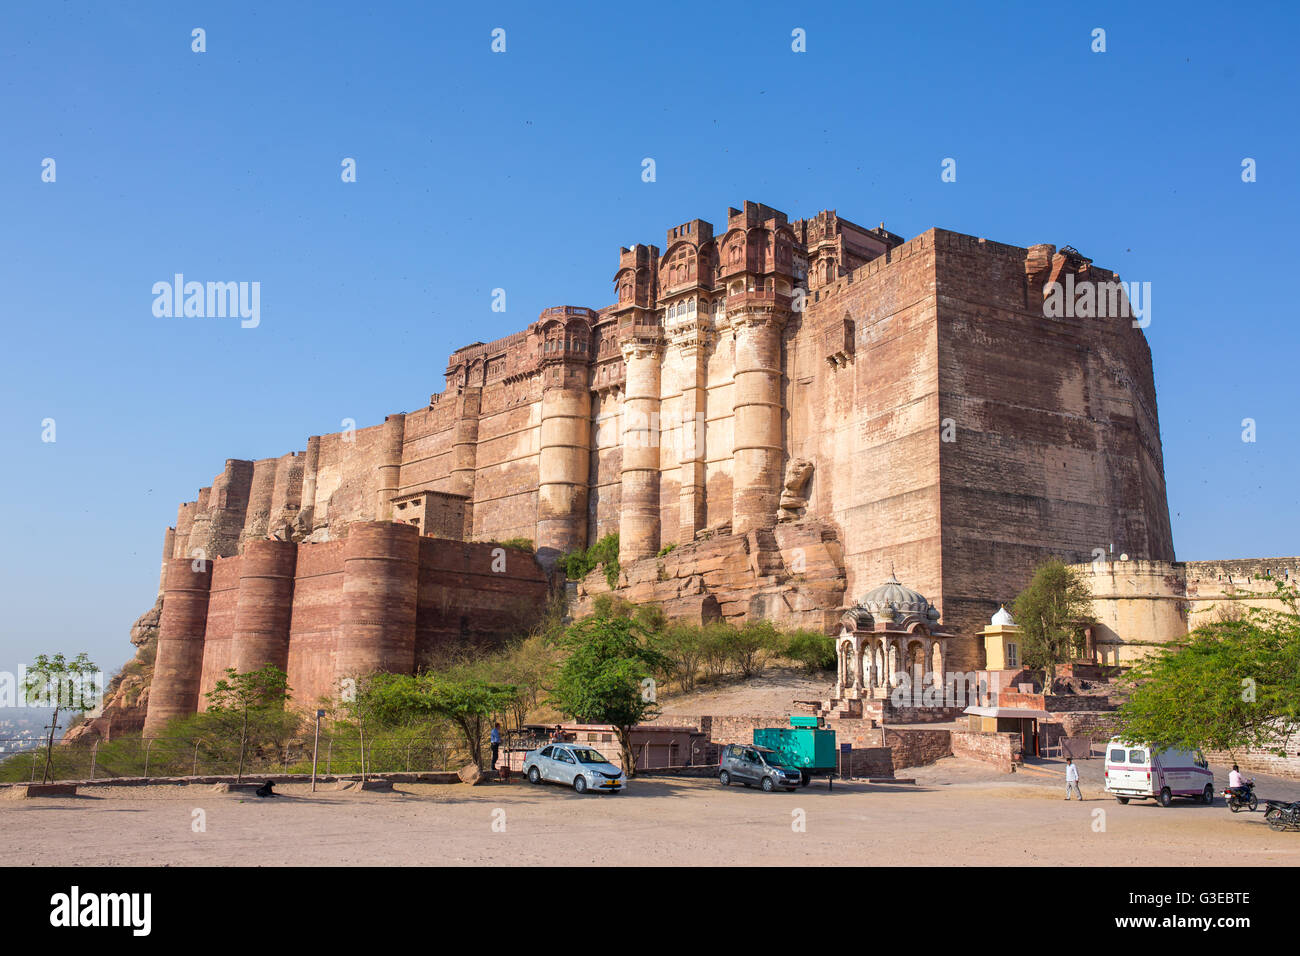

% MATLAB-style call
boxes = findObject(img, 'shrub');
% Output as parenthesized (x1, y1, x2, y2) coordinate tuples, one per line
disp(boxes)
(783, 629, 836, 672)
(494, 538, 534, 551)
(559, 533, 621, 590)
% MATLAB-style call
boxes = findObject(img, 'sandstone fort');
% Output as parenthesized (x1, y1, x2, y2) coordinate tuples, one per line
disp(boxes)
(80, 200, 1295, 739)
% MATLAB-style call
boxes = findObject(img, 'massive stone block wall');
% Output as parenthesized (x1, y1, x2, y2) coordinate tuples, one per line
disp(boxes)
(147, 200, 1181, 690)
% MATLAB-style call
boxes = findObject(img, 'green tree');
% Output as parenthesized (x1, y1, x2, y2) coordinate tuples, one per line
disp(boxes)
(22, 652, 99, 783)
(204, 665, 293, 782)
(548, 615, 668, 776)
(655, 623, 706, 692)
(362, 670, 518, 769)
(1115, 582, 1300, 755)
(1011, 560, 1095, 693)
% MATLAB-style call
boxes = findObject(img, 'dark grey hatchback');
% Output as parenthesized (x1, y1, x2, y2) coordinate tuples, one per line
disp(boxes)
(718, 744, 802, 792)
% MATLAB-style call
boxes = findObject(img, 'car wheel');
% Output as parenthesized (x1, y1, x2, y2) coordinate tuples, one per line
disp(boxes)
(1158, 787, 1172, 807)
(573, 775, 587, 794)
(1202, 785, 1214, 805)
(799, 772, 811, 787)
(1115, 796, 1129, 804)
(1248, 794, 1259, 812)
(719, 770, 731, 786)
(527, 766, 541, 785)
(761, 776, 775, 793)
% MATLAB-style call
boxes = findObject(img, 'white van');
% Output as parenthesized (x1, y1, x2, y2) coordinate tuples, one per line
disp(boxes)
(1104, 738, 1215, 806)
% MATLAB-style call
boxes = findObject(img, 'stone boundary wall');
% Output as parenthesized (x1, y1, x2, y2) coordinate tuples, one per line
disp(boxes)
(951, 731, 1022, 772)
(1206, 729, 1300, 781)
(882, 728, 952, 770)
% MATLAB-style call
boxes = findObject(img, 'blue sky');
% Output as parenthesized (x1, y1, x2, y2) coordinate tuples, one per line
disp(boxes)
(1, 1, 1297, 680)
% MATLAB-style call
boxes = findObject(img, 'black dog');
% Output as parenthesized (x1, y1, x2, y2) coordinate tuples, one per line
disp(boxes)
(255, 780, 278, 798)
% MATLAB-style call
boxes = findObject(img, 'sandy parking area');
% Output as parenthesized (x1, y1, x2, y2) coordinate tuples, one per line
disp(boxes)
(5, 757, 1299, 867)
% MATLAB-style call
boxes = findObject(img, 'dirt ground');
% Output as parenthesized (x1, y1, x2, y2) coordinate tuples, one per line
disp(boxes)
(5, 757, 1298, 867)
(656, 668, 833, 717)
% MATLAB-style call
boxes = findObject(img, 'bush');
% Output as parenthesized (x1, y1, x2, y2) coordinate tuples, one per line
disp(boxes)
(783, 629, 836, 672)
(559, 533, 621, 590)
(494, 538, 534, 551)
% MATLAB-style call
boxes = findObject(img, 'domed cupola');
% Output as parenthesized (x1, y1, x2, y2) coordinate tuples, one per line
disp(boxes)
(991, 605, 1016, 627)
(849, 570, 941, 627)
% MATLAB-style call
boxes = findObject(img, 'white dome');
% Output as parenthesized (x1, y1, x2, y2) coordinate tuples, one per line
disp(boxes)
(991, 605, 1016, 626)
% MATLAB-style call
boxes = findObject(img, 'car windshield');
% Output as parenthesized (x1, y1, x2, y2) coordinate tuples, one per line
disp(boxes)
(571, 748, 609, 764)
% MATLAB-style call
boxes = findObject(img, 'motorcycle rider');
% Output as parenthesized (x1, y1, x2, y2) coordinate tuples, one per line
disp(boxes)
(1228, 764, 1252, 800)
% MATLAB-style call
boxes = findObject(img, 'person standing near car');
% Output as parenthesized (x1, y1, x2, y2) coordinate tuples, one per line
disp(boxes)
(490, 722, 502, 769)
(1065, 757, 1082, 800)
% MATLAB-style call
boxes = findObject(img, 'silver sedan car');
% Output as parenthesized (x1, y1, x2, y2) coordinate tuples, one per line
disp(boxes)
(523, 743, 626, 793)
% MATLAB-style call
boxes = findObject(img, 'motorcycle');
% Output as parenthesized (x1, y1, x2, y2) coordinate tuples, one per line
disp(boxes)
(1265, 799, 1300, 832)
(1222, 780, 1258, 812)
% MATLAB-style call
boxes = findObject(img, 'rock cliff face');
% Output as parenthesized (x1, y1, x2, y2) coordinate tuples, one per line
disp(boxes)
(63, 598, 160, 741)
(570, 519, 848, 632)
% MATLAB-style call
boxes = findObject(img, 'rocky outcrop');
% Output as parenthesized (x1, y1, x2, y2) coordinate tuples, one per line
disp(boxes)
(570, 519, 847, 632)
(62, 598, 161, 742)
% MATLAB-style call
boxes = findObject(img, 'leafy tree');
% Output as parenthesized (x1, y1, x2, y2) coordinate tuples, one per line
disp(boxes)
(361, 670, 518, 769)
(203, 665, 293, 781)
(548, 615, 668, 776)
(1115, 582, 1300, 755)
(1011, 559, 1094, 693)
(655, 623, 707, 692)
(727, 620, 779, 677)
(22, 652, 99, 783)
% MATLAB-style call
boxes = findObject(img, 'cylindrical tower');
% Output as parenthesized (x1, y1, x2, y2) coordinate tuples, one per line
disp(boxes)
(336, 522, 419, 689)
(731, 312, 787, 534)
(159, 527, 175, 594)
(143, 558, 215, 736)
(298, 435, 321, 533)
(229, 539, 298, 675)
(450, 387, 482, 498)
(537, 361, 591, 562)
(240, 457, 280, 542)
(374, 413, 406, 521)
(619, 341, 663, 561)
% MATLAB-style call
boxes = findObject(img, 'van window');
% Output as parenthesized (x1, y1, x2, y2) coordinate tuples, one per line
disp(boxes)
(1108, 749, 1126, 763)
(1129, 749, 1147, 764)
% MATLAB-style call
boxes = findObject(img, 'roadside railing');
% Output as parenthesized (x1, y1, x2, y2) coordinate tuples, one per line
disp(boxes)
(0, 735, 470, 784)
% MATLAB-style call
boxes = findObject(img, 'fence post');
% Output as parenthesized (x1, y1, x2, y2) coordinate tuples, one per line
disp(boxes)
(143, 738, 153, 778)
(405, 742, 411, 772)
(30, 748, 38, 782)
(89, 740, 98, 780)
(193, 741, 200, 776)
(326, 739, 333, 776)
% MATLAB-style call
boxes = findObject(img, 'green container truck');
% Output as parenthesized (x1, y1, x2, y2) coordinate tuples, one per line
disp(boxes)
(753, 716, 837, 787)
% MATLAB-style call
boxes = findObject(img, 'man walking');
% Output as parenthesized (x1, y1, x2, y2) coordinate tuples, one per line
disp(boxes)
(1065, 756, 1082, 800)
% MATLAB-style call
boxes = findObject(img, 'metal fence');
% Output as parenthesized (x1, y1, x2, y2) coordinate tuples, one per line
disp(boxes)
(0, 735, 469, 784)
